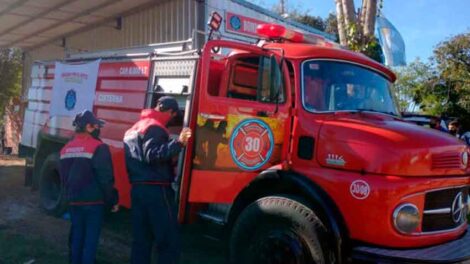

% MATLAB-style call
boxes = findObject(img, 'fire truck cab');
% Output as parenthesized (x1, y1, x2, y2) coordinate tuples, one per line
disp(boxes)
(20, 21, 470, 264)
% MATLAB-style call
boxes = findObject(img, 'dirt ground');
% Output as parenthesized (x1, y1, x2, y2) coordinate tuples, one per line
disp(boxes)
(0, 155, 225, 264)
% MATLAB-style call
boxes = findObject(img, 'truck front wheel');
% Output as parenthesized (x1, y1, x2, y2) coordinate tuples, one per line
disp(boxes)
(39, 153, 67, 217)
(230, 195, 330, 264)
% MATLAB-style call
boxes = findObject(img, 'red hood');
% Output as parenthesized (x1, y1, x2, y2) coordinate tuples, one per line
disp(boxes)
(316, 112, 469, 176)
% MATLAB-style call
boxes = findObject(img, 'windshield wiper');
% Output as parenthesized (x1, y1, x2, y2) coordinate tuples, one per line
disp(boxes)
(355, 108, 398, 117)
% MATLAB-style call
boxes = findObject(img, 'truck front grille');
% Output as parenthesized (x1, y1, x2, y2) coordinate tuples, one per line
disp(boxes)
(422, 187, 468, 233)
(431, 152, 462, 170)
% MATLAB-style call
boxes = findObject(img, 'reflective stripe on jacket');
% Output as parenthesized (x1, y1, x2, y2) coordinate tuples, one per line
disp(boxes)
(59, 134, 117, 205)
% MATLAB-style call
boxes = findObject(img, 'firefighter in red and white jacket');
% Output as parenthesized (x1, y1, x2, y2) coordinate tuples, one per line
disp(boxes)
(124, 96, 191, 264)
(59, 110, 118, 264)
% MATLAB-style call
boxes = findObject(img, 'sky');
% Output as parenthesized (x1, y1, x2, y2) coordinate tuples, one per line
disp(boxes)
(248, 0, 470, 63)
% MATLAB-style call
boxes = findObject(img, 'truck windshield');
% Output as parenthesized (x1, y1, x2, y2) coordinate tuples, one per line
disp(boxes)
(302, 60, 399, 116)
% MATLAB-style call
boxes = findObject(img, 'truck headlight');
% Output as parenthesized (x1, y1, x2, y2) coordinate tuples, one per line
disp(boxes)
(393, 203, 420, 234)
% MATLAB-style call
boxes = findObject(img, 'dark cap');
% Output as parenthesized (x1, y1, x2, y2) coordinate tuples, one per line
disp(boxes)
(157, 96, 182, 116)
(73, 110, 105, 129)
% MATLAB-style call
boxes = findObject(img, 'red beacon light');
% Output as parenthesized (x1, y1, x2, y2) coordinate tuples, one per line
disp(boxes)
(256, 23, 340, 48)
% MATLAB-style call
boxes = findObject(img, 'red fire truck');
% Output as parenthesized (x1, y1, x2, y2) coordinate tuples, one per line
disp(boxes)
(20, 17, 470, 263)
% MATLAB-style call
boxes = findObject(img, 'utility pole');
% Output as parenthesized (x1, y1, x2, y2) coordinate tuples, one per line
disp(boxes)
(280, 0, 287, 17)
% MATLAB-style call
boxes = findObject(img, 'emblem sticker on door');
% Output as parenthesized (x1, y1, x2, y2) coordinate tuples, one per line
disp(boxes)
(230, 119, 274, 171)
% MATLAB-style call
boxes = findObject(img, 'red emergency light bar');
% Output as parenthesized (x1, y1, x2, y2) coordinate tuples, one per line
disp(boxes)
(256, 23, 340, 48)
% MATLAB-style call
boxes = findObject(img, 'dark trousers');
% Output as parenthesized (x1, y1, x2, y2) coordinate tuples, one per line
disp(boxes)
(131, 185, 180, 264)
(69, 204, 104, 264)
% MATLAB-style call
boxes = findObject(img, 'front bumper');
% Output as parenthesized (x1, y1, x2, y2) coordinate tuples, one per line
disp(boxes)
(352, 226, 470, 263)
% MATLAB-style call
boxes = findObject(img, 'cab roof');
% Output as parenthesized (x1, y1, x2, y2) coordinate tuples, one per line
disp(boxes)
(262, 42, 396, 82)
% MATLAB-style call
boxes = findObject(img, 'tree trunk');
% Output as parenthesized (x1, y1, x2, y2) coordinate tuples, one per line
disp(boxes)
(341, 0, 356, 27)
(335, 0, 348, 46)
(360, 0, 368, 29)
(362, 0, 377, 37)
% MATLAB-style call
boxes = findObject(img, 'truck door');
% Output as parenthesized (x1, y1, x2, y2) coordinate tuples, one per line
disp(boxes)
(188, 40, 291, 204)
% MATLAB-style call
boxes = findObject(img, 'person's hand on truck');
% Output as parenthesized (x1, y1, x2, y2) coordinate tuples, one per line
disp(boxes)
(179, 127, 192, 146)
(111, 204, 120, 213)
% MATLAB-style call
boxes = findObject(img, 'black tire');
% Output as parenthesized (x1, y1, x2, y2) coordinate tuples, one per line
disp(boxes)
(39, 153, 67, 217)
(230, 195, 330, 264)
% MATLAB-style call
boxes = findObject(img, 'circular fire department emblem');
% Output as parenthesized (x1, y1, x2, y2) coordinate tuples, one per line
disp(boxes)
(64, 89, 77, 111)
(230, 15, 242, 31)
(230, 119, 274, 171)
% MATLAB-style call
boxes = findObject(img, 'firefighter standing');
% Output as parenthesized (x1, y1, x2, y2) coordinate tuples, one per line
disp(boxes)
(124, 96, 191, 264)
(60, 110, 119, 264)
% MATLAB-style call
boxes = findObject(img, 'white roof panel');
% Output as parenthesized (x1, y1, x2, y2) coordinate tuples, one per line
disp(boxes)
(13, 18, 58, 35)
(44, 9, 77, 20)
(40, 22, 83, 36)
(11, 3, 50, 16)
(0, 13, 28, 31)
(0, 0, 161, 48)
(60, 0, 112, 13)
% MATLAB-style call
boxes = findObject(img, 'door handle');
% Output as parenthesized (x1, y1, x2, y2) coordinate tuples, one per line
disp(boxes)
(200, 112, 226, 120)
(257, 110, 274, 117)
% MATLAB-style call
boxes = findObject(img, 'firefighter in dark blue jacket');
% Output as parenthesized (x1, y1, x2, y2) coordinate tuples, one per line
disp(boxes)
(124, 96, 191, 264)
(60, 110, 118, 264)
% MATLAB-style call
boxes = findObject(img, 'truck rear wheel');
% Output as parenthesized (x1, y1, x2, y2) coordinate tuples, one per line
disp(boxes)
(39, 153, 67, 217)
(230, 196, 328, 264)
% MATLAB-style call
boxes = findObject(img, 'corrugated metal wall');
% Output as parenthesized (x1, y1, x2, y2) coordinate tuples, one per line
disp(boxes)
(22, 0, 201, 99)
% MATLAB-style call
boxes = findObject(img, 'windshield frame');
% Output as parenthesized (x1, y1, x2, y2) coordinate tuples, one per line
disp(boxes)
(300, 59, 400, 117)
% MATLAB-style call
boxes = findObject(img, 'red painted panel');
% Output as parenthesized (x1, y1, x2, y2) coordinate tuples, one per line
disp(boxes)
(100, 122, 133, 141)
(96, 108, 140, 124)
(188, 170, 256, 203)
(109, 147, 131, 208)
(99, 79, 148, 91)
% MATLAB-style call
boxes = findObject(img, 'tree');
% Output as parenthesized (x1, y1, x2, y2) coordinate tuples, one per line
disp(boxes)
(395, 32, 470, 130)
(393, 59, 435, 113)
(324, 13, 339, 42)
(433, 32, 470, 129)
(334, 0, 383, 61)
(292, 14, 326, 32)
(0, 48, 22, 124)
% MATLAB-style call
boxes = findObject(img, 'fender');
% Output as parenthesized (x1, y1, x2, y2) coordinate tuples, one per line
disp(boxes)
(227, 169, 349, 263)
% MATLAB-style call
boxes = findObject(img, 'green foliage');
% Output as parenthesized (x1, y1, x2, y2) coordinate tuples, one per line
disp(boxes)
(396, 32, 470, 129)
(394, 59, 435, 112)
(0, 48, 23, 120)
(293, 14, 326, 31)
(324, 13, 339, 41)
(342, 20, 383, 63)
